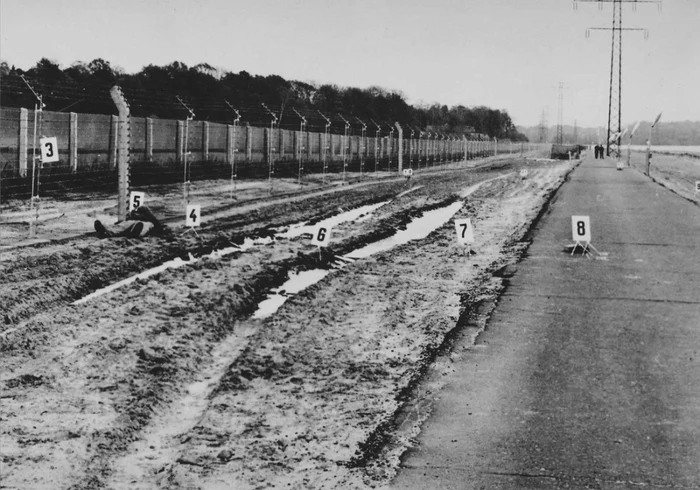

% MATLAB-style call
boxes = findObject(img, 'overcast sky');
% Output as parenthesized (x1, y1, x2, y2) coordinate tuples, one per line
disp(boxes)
(1, 0, 698, 128)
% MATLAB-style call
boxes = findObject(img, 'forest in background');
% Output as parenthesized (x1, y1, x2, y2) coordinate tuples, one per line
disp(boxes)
(0, 58, 527, 140)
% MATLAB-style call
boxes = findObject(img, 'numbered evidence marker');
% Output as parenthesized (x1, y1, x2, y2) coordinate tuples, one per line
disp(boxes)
(403, 168, 413, 177)
(39, 137, 59, 164)
(616, 160, 624, 171)
(570, 215, 602, 257)
(311, 224, 332, 247)
(129, 191, 145, 213)
(520, 169, 529, 178)
(454, 218, 475, 253)
(695, 181, 700, 193)
(186, 204, 201, 227)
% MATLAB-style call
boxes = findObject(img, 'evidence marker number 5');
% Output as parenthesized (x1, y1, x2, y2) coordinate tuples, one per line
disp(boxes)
(129, 191, 145, 213)
(571, 215, 591, 243)
(454, 218, 474, 245)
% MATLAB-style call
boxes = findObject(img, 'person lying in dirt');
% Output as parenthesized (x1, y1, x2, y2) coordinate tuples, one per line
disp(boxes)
(94, 205, 165, 238)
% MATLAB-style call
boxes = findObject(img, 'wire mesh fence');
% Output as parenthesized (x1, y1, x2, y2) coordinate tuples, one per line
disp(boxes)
(1, 104, 551, 245)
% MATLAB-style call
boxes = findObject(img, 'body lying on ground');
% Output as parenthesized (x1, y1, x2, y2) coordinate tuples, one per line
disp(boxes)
(94, 206, 164, 238)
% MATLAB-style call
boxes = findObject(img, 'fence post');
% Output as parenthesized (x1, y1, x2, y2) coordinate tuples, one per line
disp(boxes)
(246, 124, 252, 160)
(146, 117, 153, 162)
(109, 86, 130, 222)
(176, 120, 184, 163)
(395, 122, 403, 173)
(110, 115, 118, 168)
(227, 124, 234, 164)
(203, 121, 209, 160)
(19, 108, 28, 177)
(70, 112, 78, 172)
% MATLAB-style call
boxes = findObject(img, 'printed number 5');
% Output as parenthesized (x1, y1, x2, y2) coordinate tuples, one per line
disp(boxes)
(189, 208, 198, 223)
(317, 227, 326, 241)
(577, 221, 586, 236)
(44, 142, 54, 158)
(133, 195, 141, 208)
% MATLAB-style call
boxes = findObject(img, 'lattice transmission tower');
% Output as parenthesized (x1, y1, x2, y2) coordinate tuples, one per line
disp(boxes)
(575, 0, 661, 157)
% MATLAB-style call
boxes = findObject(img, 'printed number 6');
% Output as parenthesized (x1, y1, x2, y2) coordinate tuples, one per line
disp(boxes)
(317, 227, 326, 241)
(44, 142, 54, 158)
(189, 208, 197, 222)
(577, 221, 586, 236)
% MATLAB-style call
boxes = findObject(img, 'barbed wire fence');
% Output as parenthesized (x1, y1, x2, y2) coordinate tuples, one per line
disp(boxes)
(1, 76, 552, 243)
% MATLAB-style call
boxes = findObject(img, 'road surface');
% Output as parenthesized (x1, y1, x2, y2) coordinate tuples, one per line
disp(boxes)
(392, 155, 700, 489)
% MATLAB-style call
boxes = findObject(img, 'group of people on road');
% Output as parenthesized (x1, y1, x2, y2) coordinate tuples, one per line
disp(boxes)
(593, 143, 606, 159)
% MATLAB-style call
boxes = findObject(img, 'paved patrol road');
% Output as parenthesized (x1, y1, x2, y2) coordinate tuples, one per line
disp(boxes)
(392, 154, 700, 489)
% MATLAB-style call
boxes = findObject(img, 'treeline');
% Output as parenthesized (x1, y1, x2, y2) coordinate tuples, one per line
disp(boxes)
(0, 58, 527, 140)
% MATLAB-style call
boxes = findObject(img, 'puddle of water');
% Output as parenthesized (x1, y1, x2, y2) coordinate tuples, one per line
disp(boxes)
(252, 269, 331, 319)
(276, 201, 390, 239)
(345, 201, 464, 259)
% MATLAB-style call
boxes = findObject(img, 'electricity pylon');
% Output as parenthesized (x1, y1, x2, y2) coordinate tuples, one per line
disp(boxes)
(575, 0, 661, 157)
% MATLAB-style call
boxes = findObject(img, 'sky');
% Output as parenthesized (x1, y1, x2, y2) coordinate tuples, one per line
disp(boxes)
(1, 0, 698, 128)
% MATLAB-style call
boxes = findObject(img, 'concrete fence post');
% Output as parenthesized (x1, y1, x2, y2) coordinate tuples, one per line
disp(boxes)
(19, 108, 28, 177)
(203, 121, 209, 160)
(110, 115, 119, 168)
(226, 124, 234, 164)
(70, 112, 78, 172)
(246, 124, 252, 160)
(146, 117, 153, 162)
(307, 131, 312, 161)
(279, 129, 285, 161)
(176, 120, 185, 163)
(395, 122, 403, 173)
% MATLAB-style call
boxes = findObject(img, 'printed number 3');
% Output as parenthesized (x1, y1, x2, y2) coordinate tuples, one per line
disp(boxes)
(577, 221, 586, 236)
(317, 227, 326, 241)
(44, 142, 54, 157)
(459, 223, 468, 238)
(189, 208, 197, 222)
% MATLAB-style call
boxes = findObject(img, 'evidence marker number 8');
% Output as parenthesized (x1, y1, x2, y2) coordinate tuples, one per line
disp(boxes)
(571, 215, 591, 243)
(454, 218, 474, 245)
(312, 224, 332, 247)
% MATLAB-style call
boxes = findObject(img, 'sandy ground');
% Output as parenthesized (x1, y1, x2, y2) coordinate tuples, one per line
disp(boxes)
(1, 153, 573, 489)
(628, 150, 700, 205)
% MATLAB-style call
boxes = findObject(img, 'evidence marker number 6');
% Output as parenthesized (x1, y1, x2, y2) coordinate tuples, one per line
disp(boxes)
(312, 225, 332, 247)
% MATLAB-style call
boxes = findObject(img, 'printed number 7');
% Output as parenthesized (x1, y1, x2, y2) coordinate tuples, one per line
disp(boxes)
(189, 208, 197, 223)
(459, 223, 468, 238)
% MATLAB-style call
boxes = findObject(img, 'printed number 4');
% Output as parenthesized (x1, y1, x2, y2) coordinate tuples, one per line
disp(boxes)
(44, 142, 54, 157)
(189, 208, 198, 222)
(317, 227, 326, 241)
(577, 221, 586, 236)
(459, 223, 469, 238)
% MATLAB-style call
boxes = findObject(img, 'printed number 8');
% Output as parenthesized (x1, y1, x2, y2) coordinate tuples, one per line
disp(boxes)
(317, 227, 326, 241)
(577, 221, 586, 236)
(44, 142, 54, 158)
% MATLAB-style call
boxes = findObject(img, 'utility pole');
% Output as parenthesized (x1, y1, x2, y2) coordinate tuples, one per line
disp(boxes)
(293, 108, 307, 185)
(224, 101, 241, 199)
(176, 96, 195, 205)
(318, 111, 332, 184)
(576, 0, 661, 157)
(538, 109, 548, 144)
